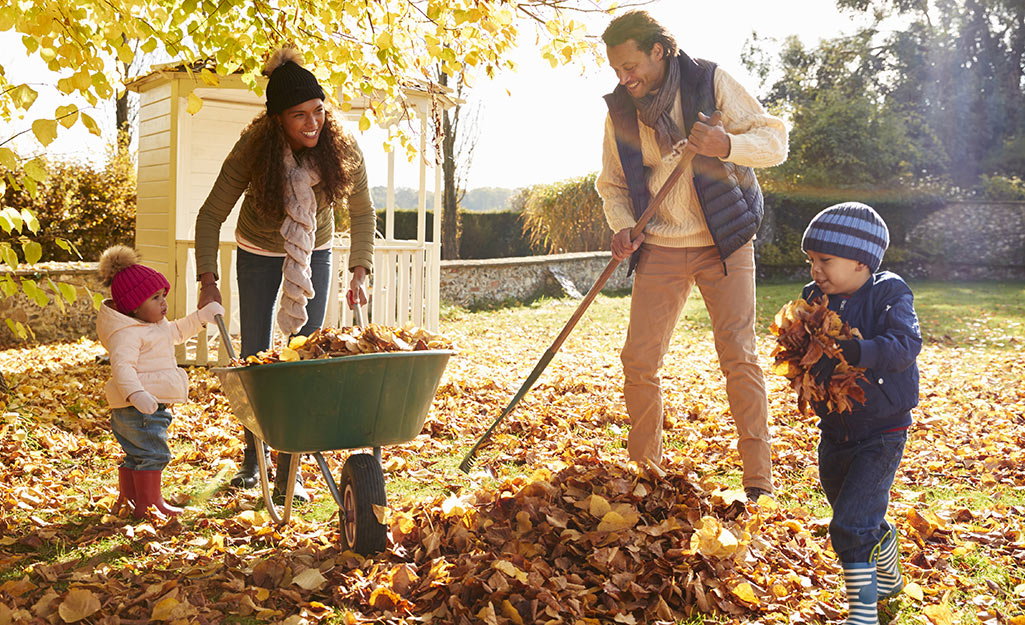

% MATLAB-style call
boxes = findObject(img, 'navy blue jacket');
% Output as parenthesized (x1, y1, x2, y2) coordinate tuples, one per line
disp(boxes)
(801, 272, 922, 442)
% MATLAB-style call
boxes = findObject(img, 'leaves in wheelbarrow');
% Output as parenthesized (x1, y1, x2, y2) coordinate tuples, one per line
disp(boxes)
(769, 296, 867, 414)
(238, 324, 455, 365)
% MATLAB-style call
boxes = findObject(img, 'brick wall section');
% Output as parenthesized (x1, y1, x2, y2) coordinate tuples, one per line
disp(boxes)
(2, 202, 1021, 347)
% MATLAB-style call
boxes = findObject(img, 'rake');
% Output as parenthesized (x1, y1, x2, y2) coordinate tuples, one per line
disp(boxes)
(458, 140, 702, 473)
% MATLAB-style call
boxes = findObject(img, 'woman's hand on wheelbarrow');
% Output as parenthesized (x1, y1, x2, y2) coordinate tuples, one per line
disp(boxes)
(198, 272, 222, 309)
(347, 266, 369, 310)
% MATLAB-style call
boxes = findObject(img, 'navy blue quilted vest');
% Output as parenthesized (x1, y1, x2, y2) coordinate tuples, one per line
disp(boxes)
(604, 51, 763, 275)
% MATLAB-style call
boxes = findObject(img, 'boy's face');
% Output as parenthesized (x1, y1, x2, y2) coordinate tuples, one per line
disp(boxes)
(133, 290, 167, 323)
(806, 250, 870, 297)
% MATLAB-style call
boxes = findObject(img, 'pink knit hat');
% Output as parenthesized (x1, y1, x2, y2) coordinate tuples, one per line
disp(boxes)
(98, 245, 171, 315)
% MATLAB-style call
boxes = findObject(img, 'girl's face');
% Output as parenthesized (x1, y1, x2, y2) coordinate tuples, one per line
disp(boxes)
(133, 290, 167, 323)
(278, 98, 326, 151)
(806, 250, 869, 297)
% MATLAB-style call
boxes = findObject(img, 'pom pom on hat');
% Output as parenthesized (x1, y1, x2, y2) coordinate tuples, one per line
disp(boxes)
(98, 245, 170, 315)
(801, 202, 890, 272)
(264, 47, 325, 115)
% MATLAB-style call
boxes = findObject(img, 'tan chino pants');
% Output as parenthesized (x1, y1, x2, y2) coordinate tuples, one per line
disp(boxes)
(620, 240, 773, 492)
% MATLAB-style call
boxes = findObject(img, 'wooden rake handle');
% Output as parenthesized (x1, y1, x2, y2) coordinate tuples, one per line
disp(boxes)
(457, 141, 701, 473)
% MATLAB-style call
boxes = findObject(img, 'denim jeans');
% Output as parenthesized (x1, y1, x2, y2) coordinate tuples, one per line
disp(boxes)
(236, 248, 333, 357)
(111, 405, 173, 471)
(819, 430, 907, 563)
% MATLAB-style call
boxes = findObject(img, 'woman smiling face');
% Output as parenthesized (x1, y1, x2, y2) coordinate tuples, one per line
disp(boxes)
(277, 98, 326, 151)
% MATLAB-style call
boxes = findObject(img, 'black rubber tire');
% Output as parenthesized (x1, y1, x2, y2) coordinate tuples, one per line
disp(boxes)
(338, 453, 388, 554)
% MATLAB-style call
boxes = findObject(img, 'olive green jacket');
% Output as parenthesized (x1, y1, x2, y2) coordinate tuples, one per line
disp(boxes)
(194, 128, 375, 279)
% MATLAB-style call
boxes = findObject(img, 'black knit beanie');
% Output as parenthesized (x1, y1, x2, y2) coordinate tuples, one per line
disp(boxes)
(265, 56, 325, 115)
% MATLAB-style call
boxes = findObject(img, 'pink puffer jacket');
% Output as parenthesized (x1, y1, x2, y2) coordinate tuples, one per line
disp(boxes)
(96, 300, 204, 408)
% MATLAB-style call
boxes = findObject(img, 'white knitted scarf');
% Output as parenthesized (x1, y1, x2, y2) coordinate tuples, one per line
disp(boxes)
(276, 148, 321, 336)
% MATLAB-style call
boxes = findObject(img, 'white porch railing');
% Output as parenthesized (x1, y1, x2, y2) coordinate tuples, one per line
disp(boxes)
(173, 237, 440, 366)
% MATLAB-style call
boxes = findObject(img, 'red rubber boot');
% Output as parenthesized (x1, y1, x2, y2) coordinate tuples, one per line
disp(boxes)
(113, 466, 136, 515)
(132, 470, 182, 520)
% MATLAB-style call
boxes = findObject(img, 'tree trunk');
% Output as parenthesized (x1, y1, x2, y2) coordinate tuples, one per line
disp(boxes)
(439, 73, 461, 260)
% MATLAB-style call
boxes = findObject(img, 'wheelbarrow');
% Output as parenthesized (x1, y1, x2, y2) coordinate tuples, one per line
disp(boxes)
(211, 307, 453, 554)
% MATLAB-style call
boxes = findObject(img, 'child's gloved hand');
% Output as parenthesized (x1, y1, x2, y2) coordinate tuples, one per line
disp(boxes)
(128, 390, 158, 415)
(810, 355, 839, 386)
(198, 302, 226, 325)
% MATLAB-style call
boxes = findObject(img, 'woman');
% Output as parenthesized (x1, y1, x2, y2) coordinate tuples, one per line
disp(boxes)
(195, 48, 376, 504)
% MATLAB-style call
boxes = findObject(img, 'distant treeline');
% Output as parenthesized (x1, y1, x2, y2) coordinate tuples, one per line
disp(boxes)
(370, 186, 518, 212)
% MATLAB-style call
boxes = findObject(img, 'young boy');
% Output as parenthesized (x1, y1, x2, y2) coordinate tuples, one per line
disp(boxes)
(800, 202, 921, 624)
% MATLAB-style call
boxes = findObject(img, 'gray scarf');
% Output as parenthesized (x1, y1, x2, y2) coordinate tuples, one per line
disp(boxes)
(276, 148, 320, 336)
(634, 56, 684, 157)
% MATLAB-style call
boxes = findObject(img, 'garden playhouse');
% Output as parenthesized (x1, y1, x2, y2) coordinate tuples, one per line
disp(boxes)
(126, 63, 456, 365)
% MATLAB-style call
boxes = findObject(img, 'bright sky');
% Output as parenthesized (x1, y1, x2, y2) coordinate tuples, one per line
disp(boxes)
(363, 0, 873, 191)
(1, 1, 873, 192)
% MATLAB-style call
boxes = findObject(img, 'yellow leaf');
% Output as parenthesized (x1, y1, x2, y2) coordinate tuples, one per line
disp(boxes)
(10, 84, 38, 109)
(279, 347, 300, 362)
(31, 119, 58, 146)
(373, 504, 391, 525)
(441, 493, 469, 517)
(56, 104, 78, 128)
(903, 582, 924, 601)
(186, 92, 203, 115)
(358, 114, 371, 132)
(731, 582, 759, 605)
(292, 568, 327, 591)
(588, 494, 611, 518)
(288, 335, 308, 349)
(80, 113, 101, 136)
(150, 593, 179, 621)
(492, 560, 527, 583)
(1008, 617, 1025, 625)
(200, 69, 220, 86)
(501, 599, 524, 625)
(254, 587, 270, 601)
(922, 603, 953, 625)
(597, 510, 637, 532)
(57, 588, 100, 622)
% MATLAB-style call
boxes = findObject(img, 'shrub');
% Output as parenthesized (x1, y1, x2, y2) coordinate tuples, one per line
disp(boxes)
(978, 174, 1025, 201)
(1, 143, 136, 262)
(521, 173, 611, 254)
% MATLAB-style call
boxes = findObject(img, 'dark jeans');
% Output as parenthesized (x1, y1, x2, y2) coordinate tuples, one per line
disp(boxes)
(112, 405, 173, 471)
(818, 430, 907, 563)
(236, 247, 333, 357)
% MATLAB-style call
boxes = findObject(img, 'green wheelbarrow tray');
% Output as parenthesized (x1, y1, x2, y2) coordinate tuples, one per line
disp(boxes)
(213, 349, 454, 454)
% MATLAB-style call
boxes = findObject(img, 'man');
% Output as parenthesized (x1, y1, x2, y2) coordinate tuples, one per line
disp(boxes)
(596, 10, 787, 500)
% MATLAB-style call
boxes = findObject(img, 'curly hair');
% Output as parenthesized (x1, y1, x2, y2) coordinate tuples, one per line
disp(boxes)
(243, 108, 362, 222)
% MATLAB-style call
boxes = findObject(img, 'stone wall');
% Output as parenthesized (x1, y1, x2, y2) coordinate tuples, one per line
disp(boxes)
(903, 201, 1025, 280)
(439, 251, 632, 308)
(0, 264, 103, 348)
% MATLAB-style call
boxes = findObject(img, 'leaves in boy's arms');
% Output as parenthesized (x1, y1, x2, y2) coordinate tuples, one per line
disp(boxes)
(237, 324, 455, 365)
(770, 297, 867, 414)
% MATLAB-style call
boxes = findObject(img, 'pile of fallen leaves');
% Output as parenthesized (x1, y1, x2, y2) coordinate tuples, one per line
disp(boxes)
(348, 456, 841, 623)
(239, 324, 454, 365)
(770, 297, 867, 414)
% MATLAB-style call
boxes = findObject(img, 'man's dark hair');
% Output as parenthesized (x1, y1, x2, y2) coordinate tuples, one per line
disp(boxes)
(601, 10, 678, 57)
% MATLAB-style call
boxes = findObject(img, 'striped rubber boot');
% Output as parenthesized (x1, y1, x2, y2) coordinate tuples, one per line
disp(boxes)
(842, 562, 879, 625)
(876, 523, 904, 599)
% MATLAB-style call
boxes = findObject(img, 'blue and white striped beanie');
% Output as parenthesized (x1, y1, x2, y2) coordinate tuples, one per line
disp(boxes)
(801, 202, 889, 272)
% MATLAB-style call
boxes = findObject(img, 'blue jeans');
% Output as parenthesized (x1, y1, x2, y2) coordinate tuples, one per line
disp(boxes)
(818, 430, 907, 563)
(236, 248, 333, 357)
(112, 405, 173, 471)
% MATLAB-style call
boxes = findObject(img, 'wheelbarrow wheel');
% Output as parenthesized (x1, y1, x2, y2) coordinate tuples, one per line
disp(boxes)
(339, 453, 388, 555)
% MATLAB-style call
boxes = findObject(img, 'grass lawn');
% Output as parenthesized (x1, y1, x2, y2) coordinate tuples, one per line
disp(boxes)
(0, 279, 1022, 624)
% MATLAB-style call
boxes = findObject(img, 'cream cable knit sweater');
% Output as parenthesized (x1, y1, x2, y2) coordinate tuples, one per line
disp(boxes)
(596, 67, 788, 249)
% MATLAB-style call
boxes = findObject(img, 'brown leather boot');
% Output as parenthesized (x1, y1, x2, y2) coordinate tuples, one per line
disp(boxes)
(132, 470, 182, 520)
(113, 466, 136, 515)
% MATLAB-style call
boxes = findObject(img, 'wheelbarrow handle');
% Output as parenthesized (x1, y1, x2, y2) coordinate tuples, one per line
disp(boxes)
(214, 314, 237, 361)
(352, 300, 367, 328)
